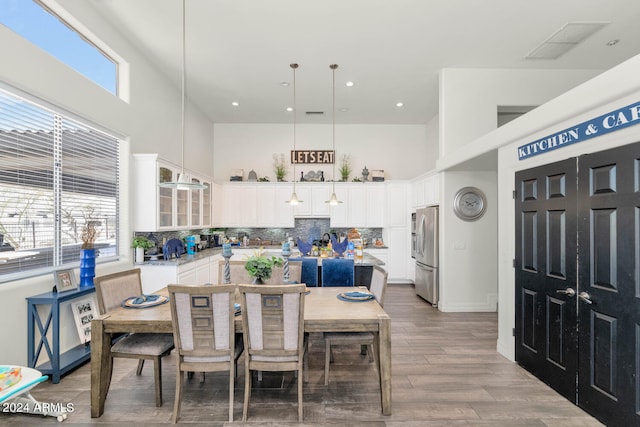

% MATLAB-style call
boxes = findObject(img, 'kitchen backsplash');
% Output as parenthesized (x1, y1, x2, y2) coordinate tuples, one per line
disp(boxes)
(134, 218, 382, 247)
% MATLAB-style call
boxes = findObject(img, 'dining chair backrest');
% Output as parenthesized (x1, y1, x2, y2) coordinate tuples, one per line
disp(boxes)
(168, 284, 237, 363)
(239, 284, 306, 361)
(370, 265, 389, 307)
(321, 258, 355, 287)
(289, 257, 318, 287)
(217, 260, 302, 284)
(95, 268, 143, 314)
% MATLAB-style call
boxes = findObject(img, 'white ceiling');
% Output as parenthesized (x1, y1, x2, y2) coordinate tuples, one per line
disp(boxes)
(88, 0, 640, 125)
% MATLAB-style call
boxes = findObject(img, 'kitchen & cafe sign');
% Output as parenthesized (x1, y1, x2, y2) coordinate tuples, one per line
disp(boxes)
(518, 101, 640, 160)
(291, 150, 334, 164)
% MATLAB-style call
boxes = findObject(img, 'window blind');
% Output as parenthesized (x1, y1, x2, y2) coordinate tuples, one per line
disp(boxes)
(0, 89, 119, 281)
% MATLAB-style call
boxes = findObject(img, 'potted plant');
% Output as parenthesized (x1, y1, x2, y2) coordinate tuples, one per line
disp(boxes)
(339, 154, 352, 182)
(244, 247, 284, 284)
(132, 235, 154, 264)
(273, 153, 288, 182)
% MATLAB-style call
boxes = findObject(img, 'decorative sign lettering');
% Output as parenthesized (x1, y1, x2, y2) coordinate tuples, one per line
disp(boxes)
(518, 101, 640, 160)
(291, 150, 335, 164)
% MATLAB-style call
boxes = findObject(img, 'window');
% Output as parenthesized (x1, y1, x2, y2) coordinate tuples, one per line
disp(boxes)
(0, 88, 119, 282)
(0, 0, 118, 94)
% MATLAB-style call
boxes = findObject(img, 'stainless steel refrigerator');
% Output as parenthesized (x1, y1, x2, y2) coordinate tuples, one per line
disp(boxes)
(414, 206, 438, 306)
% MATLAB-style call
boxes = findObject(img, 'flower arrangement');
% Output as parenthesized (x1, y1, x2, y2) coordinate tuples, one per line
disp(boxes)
(273, 153, 288, 181)
(339, 154, 352, 182)
(245, 247, 284, 283)
(81, 206, 99, 249)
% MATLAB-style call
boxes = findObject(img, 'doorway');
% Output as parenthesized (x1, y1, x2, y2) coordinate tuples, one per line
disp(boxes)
(514, 142, 640, 426)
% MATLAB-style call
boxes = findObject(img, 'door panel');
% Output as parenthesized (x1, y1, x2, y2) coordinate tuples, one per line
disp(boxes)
(577, 142, 640, 425)
(515, 158, 578, 402)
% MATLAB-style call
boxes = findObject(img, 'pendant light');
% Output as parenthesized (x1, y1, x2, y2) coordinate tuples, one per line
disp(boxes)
(326, 64, 342, 205)
(159, 0, 207, 190)
(287, 63, 303, 205)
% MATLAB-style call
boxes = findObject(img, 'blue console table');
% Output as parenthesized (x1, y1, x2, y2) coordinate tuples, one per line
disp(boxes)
(26, 286, 95, 383)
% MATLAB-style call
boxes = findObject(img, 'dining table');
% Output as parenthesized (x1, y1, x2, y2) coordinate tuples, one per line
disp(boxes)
(90, 286, 392, 418)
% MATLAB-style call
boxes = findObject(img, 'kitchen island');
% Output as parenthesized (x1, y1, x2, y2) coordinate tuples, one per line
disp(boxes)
(137, 245, 384, 292)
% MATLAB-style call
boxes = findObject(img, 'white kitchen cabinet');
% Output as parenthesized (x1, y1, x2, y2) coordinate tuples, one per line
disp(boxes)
(220, 183, 257, 227)
(384, 227, 409, 281)
(365, 184, 386, 227)
(211, 182, 222, 226)
(177, 262, 196, 284)
(330, 183, 385, 227)
(133, 153, 213, 232)
(219, 183, 294, 228)
(274, 184, 295, 227)
(293, 183, 332, 218)
(412, 172, 440, 208)
(365, 248, 388, 268)
(201, 178, 212, 227)
(386, 181, 408, 227)
(256, 184, 277, 226)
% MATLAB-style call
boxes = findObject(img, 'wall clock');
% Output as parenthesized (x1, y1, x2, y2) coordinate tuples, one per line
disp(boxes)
(452, 186, 486, 221)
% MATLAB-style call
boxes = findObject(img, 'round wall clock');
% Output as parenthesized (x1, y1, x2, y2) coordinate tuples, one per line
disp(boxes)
(452, 186, 486, 221)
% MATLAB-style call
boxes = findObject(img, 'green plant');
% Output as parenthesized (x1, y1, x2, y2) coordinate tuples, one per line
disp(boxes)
(273, 153, 288, 181)
(339, 154, 352, 182)
(244, 247, 283, 281)
(132, 235, 154, 249)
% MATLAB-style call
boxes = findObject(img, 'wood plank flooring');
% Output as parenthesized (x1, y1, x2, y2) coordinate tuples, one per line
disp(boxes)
(3, 284, 602, 425)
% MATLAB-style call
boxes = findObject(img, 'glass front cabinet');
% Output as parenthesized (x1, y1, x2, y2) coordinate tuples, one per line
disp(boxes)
(133, 153, 212, 232)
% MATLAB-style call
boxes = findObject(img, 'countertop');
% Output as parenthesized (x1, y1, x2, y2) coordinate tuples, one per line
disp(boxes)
(141, 245, 385, 267)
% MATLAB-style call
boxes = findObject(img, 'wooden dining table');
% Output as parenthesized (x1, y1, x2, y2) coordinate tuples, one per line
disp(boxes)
(90, 286, 392, 418)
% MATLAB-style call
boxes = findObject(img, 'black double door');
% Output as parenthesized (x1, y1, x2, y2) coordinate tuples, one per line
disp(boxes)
(515, 142, 640, 426)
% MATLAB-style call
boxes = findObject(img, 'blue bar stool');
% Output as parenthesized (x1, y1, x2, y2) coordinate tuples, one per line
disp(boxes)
(289, 257, 318, 287)
(321, 258, 354, 287)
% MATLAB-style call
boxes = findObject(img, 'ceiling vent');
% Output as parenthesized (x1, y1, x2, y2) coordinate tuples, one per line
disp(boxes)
(526, 21, 609, 60)
(305, 111, 324, 115)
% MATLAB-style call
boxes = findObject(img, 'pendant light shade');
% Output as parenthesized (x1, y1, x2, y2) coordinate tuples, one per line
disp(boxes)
(159, 0, 207, 191)
(326, 63, 342, 205)
(287, 63, 304, 204)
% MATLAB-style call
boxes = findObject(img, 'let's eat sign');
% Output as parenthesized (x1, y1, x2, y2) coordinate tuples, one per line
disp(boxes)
(291, 150, 335, 164)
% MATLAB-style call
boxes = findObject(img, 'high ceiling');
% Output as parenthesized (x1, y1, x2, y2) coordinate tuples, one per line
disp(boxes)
(87, 0, 640, 124)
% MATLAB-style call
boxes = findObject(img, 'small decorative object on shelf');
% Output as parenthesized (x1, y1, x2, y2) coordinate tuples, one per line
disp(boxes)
(54, 269, 78, 293)
(361, 165, 369, 182)
(371, 169, 385, 182)
(300, 171, 305, 182)
(230, 169, 243, 181)
(339, 154, 352, 182)
(273, 153, 288, 182)
(247, 169, 258, 181)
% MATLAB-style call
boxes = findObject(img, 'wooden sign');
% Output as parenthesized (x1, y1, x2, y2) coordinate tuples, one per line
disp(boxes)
(291, 150, 334, 164)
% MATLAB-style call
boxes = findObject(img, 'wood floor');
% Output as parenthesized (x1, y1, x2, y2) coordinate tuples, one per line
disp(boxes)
(5, 284, 602, 426)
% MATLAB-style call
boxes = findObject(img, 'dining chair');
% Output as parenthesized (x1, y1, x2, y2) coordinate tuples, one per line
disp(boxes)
(289, 257, 318, 287)
(167, 284, 243, 423)
(94, 268, 174, 406)
(320, 258, 355, 287)
(238, 284, 307, 422)
(217, 260, 301, 284)
(323, 265, 388, 385)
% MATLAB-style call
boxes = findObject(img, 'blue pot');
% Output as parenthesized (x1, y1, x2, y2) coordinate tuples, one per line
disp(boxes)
(79, 248, 96, 287)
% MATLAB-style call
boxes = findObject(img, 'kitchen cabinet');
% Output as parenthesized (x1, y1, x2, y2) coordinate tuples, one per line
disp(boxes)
(293, 183, 332, 218)
(365, 184, 386, 227)
(330, 183, 386, 227)
(384, 227, 409, 281)
(133, 153, 213, 232)
(220, 183, 257, 227)
(218, 183, 294, 228)
(139, 253, 222, 292)
(255, 184, 295, 227)
(412, 172, 440, 208)
(386, 181, 409, 227)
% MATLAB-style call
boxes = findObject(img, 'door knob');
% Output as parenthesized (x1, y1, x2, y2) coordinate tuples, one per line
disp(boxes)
(556, 288, 576, 297)
(578, 291, 593, 304)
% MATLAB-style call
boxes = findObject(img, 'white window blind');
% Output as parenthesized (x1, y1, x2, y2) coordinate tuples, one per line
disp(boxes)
(0, 89, 119, 282)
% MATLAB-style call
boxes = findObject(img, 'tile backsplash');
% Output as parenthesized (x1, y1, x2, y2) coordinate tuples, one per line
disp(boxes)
(135, 218, 381, 247)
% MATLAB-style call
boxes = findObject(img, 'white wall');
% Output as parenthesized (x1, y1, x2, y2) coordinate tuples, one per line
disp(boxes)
(213, 123, 428, 182)
(0, 1, 213, 365)
(439, 68, 602, 156)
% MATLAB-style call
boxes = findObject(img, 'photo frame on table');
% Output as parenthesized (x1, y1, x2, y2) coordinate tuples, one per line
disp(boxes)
(71, 297, 95, 344)
(54, 269, 77, 293)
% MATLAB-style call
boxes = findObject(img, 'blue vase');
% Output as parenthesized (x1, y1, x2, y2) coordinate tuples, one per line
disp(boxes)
(79, 248, 96, 287)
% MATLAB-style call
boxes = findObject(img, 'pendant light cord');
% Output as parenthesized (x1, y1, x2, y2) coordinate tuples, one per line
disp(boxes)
(291, 63, 298, 192)
(331, 64, 337, 192)
(180, 0, 186, 178)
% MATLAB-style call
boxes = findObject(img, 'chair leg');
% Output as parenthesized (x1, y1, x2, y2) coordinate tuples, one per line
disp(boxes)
(324, 337, 331, 386)
(228, 364, 234, 422)
(136, 359, 145, 376)
(154, 357, 163, 407)
(172, 370, 183, 424)
(298, 362, 304, 422)
(243, 362, 251, 421)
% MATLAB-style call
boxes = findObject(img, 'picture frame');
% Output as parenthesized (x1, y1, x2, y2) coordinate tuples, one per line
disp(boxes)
(54, 269, 78, 293)
(71, 297, 95, 344)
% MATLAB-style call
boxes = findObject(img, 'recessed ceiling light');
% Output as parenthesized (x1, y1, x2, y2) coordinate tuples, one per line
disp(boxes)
(606, 39, 619, 46)
(286, 107, 293, 112)
(280, 82, 290, 87)
(345, 81, 355, 87)
(396, 102, 404, 108)
(231, 101, 239, 107)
